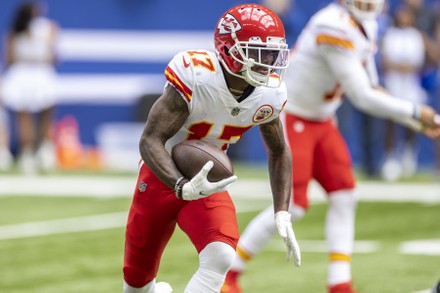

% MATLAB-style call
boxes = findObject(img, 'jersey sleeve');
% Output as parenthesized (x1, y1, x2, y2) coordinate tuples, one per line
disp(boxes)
(314, 24, 357, 58)
(164, 51, 196, 107)
(276, 82, 288, 115)
(320, 37, 415, 126)
(259, 82, 288, 125)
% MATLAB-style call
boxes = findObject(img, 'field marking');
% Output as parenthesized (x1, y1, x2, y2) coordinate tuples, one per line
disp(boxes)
(0, 203, 267, 241)
(267, 239, 380, 254)
(1, 175, 439, 258)
(0, 212, 127, 240)
(1, 208, 439, 258)
(1, 175, 440, 203)
(400, 240, 440, 256)
(0, 209, 381, 255)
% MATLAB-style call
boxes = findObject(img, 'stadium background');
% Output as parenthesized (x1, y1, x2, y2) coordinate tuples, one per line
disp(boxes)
(0, 0, 438, 173)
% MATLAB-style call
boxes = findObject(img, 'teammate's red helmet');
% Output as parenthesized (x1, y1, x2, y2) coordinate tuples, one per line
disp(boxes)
(214, 4, 289, 87)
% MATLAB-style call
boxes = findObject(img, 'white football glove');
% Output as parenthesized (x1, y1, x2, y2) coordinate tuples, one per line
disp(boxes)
(181, 161, 237, 201)
(275, 211, 301, 267)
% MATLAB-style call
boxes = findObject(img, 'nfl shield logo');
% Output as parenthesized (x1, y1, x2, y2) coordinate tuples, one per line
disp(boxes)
(231, 107, 241, 116)
(138, 182, 147, 192)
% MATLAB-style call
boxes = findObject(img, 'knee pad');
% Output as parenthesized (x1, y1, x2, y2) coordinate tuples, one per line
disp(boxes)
(199, 242, 236, 275)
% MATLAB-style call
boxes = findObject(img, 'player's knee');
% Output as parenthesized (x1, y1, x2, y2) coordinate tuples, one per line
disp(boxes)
(123, 266, 155, 290)
(199, 242, 236, 275)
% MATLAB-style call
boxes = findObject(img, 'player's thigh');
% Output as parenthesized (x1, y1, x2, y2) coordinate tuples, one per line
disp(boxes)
(313, 127, 355, 193)
(177, 191, 239, 253)
(284, 114, 316, 208)
(124, 164, 184, 284)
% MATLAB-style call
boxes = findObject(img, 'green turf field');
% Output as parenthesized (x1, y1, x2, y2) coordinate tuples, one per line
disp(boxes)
(0, 168, 439, 293)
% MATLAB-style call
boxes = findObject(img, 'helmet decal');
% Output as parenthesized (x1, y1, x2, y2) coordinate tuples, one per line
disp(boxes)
(217, 14, 242, 35)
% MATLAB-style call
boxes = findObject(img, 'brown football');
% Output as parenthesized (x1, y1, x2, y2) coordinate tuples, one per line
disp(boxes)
(171, 140, 234, 182)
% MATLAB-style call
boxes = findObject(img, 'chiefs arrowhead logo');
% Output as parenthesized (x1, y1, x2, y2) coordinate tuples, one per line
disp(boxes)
(253, 105, 274, 123)
(217, 14, 242, 34)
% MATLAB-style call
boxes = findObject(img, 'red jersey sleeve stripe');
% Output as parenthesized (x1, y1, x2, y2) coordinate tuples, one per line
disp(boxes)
(316, 34, 355, 50)
(165, 66, 192, 102)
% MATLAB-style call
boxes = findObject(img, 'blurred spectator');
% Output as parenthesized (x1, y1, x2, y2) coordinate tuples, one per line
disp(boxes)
(404, 0, 440, 175)
(0, 103, 13, 171)
(403, 0, 438, 95)
(0, 61, 13, 171)
(380, 4, 427, 181)
(0, 1, 59, 174)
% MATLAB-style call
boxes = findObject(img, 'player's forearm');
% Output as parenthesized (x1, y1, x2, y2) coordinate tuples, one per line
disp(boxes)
(325, 50, 415, 123)
(267, 148, 292, 212)
(139, 135, 184, 189)
(343, 75, 414, 123)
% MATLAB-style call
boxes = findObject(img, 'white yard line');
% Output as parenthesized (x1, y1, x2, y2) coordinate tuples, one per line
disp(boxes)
(400, 240, 440, 256)
(267, 239, 380, 254)
(1, 175, 440, 203)
(0, 201, 266, 240)
(0, 175, 439, 257)
(0, 209, 381, 255)
(0, 212, 127, 240)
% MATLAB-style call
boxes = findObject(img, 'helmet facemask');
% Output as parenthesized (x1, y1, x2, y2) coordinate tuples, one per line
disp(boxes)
(230, 36, 289, 87)
(344, 0, 384, 21)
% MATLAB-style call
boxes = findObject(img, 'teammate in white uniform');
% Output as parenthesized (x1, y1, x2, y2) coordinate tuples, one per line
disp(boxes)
(380, 5, 427, 180)
(0, 2, 58, 174)
(223, 1, 440, 293)
(123, 4, 300, 293)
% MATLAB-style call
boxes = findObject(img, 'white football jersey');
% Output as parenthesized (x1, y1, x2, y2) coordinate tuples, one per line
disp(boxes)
(284, 3, 378, 121)
(163, 50, 287, 152)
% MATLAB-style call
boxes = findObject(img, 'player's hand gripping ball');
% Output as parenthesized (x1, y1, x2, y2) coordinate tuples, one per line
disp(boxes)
(171, 140, 234, 181)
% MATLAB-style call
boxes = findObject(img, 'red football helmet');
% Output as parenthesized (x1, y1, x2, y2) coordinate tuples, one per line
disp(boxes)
(214, 4, 289, 88)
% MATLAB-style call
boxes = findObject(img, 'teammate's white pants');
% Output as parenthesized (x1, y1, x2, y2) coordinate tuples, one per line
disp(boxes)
(231, 189, 357, 286)
(326, 189, 357, 285)
(231, 202, 305, 271)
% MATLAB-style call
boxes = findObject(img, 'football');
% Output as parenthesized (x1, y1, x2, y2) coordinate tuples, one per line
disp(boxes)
(171, 140, 234, 182)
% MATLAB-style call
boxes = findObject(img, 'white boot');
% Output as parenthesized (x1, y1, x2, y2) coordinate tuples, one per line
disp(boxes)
(154, 282, 173, 293)
(123, 280, 172, 293)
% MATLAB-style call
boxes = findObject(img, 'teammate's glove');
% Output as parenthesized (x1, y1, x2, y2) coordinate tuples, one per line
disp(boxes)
(179, 161, 237, 201)
(275, 211, 301, 267)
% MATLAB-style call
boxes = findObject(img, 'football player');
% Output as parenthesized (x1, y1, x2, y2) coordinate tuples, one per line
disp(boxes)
(222, 0, 440, 292)
(123, 4, 300, 293)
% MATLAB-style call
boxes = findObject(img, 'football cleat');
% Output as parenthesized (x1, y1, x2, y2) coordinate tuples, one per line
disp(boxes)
(432, 280, 440, 293)
(221, 270, 243, 293)
(154, 282, 173, 293)
(329, 282, 358, 293)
